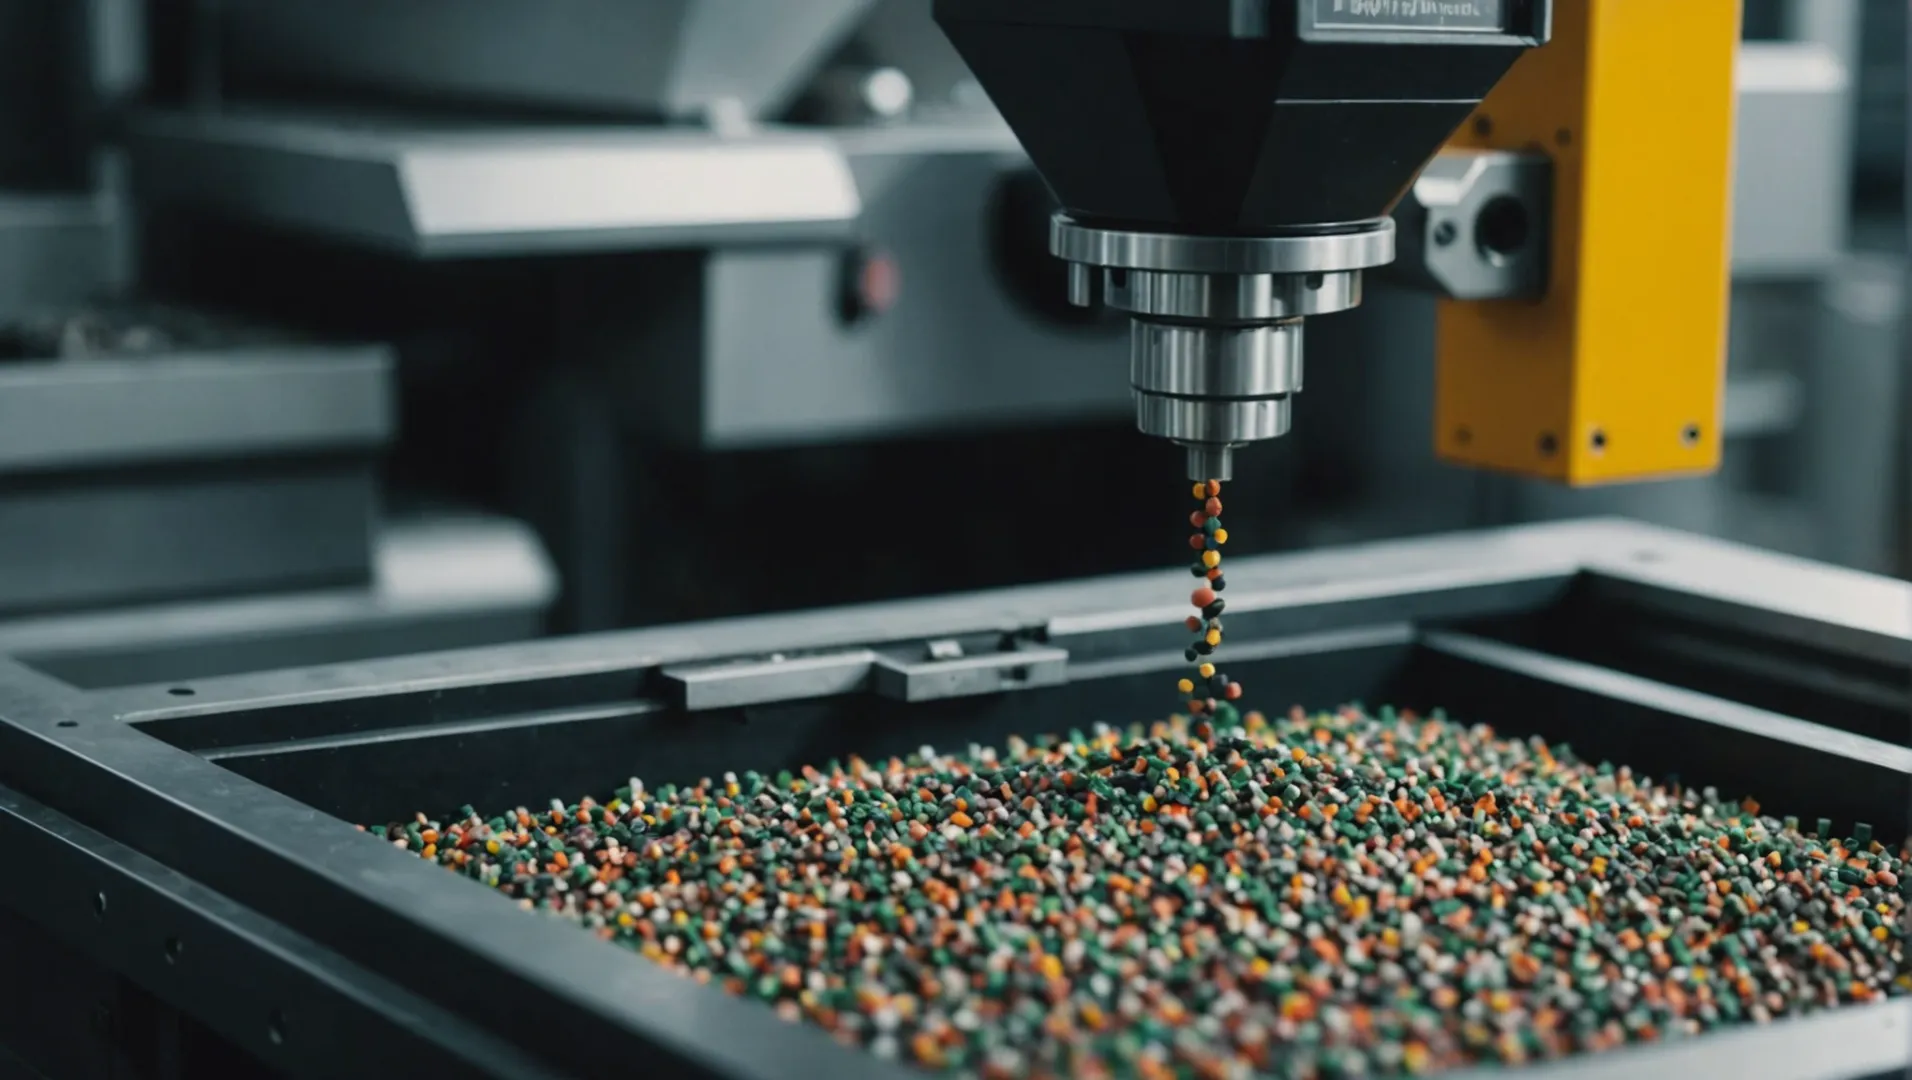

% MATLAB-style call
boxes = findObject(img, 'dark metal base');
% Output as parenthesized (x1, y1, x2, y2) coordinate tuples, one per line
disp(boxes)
(0, 519, 1905, 1079)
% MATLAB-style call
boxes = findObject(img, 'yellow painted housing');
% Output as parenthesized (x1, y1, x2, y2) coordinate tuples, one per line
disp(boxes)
(1432, 0, 1739, 484)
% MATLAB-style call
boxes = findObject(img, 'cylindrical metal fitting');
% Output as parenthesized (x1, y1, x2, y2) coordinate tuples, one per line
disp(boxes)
(1051, 215, 1395, 275)
(1134, 393, 1291, 447)
(1182, 444, 1236, 483)
(1130, 322, 1304, 399)
(1104, 268, 1362, 322)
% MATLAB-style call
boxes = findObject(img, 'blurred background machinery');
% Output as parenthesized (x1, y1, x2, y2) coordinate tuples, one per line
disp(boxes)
(124, 0, 1140, 636)
(0, 0, 555, 689)
(0, 0, 1902, 678)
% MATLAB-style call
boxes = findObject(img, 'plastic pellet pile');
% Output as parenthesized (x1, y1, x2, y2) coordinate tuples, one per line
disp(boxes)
(372, 704, 1908, 1078)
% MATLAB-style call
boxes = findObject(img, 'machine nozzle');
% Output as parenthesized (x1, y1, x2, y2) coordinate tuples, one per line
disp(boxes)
(1182, 444, 1236, 484)
(1052, 215, 1395, 479)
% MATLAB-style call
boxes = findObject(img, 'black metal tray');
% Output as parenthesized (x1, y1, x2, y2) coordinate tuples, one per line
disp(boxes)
(0, 519, 1906, 1079)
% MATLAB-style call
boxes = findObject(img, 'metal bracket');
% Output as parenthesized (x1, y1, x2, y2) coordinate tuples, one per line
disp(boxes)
(871, 639, 1067, 702)
(1390, 149, 1551, 301)
(662, 650, 877, 711)
(661, 638, 1068, 710)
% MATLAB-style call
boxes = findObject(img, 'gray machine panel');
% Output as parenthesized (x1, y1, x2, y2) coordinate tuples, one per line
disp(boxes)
(0, 463, 376, 618)
(219, 0, 879, 122)
(126, 108, 865, 259)
(3, 513, 557, 690)
(565, 122, 1131, 447)
(0, 347, 391, 474)
(0, 195, 112, 323)
(0, 340, 396, 615)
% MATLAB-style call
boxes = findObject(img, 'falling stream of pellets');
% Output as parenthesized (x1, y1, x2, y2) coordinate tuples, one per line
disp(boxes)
(1180, 479, 1241, 715)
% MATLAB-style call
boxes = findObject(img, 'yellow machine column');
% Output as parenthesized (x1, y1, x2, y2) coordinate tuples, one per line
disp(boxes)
(1430, 0, 1741, 485)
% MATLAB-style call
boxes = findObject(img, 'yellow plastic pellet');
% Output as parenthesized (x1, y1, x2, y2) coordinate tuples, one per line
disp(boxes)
(1202, 550, 1221, 568)
(1192, 483, 1207, 499)
(1199, 663, 1216, 679)
(1177, 678, 1194, 694)
(1214, 528, 1229, 545)
(1205, 629, 1222, 646)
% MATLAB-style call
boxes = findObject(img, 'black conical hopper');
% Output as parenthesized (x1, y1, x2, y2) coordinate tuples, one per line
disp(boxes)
(934, 0, 1546, 234)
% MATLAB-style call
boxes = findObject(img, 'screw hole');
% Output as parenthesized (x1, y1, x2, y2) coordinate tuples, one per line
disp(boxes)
(56, 720, 76, 728)
(1107, 268, 1128, 289)
(1433, 220, 1458, 247)
(1589, 429, 1607, 453)
(267, 1011, 286, 1046)
(1303, 273, 1324, 290)
(1473, 115, 1493, 137)
(164, 937, 183, 964)
(1475, 196, 1531, 262)
(1537, 433, 1558, 457)
(1681, 423, 1702, 446)
(1454, 426, 1472, 446)
(93, 892, 107, 918)
(167, 687, 194, 697)
(1555, 128, 1573, 147)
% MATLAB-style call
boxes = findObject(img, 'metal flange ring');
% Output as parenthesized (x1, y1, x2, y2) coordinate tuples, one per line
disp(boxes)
(1051, 214, 1395, 275)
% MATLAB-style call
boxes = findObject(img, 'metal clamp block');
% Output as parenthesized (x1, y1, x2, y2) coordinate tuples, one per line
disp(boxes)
(663, 650, 877, 711)
(662, 638, 1069, 710)
(1392, 149, 1551, 301)
(872, 639, 1067, 702)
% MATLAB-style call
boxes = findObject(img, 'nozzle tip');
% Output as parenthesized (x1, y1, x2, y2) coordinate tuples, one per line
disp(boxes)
(1183, 444, 1234, 483)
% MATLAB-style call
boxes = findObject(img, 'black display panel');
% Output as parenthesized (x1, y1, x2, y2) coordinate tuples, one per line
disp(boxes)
(1303, 0, 1506, 35)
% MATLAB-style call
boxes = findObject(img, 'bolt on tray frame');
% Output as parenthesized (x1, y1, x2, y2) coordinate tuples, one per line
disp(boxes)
(0, 518, 1905, 1080)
